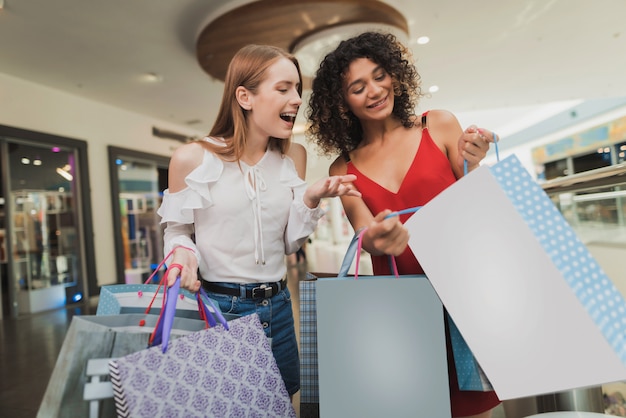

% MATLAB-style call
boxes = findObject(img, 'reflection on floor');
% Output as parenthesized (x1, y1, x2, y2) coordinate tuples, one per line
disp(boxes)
(1, 261, 509, 418)
(0, 302, 95, 417)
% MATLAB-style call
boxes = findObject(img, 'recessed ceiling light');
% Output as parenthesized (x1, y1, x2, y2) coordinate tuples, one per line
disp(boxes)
(428, 85, 439, 93)
(417, 36, 430, 45)
(140, 72, 163, 83)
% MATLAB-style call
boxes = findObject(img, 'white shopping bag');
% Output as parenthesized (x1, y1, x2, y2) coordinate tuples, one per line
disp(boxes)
(405, 154, 626, 400)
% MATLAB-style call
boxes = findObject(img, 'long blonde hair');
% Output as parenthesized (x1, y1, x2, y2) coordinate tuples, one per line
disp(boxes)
(204, 44, 303, 160)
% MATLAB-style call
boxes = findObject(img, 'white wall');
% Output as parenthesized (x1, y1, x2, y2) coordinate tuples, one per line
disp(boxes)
(0, 72, 203, 289)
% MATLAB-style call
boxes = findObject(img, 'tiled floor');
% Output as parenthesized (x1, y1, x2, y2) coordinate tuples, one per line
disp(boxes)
(0, 301, 96, 417)
(0, 262, 510, 418)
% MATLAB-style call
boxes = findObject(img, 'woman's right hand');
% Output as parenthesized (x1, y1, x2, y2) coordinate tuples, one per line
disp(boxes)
(166, 246, 200, 292)
(363, 210, 409, 256)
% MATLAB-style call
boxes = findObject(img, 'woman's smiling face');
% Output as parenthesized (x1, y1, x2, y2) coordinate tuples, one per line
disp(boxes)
(343, 57, 394, 122)
(246, 57, 302, 140)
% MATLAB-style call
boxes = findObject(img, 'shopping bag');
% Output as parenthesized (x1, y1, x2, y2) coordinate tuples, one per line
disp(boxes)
(37, 312, 208, 418)
(299, 274, 319, 409)
(380, 206, 495, 394)
(405, 153, 626, 400)
(298, 271, 338, 417)
(298, 233, 362, 414)
(109, 278, 296, 418)
(447, 314, 493, 391)
(97, 247, 222, 320)
(97, 283, 218, 319)
(315, 231, 451, 418)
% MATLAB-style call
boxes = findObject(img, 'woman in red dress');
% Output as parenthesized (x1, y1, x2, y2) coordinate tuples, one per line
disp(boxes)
(306, 31, 500, 418)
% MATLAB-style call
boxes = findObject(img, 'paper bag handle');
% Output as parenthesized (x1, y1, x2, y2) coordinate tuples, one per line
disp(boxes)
(463, 131, 500, 175)
(337, 227, 402, 280)
(141, 246, 197, 313)
(149, 277, 229, 352)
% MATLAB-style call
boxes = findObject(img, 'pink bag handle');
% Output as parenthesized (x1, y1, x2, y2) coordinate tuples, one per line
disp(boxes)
(141, 246, 193, 308)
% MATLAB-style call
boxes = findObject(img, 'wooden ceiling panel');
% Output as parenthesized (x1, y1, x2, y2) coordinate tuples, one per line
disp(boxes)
(196, 0, 408, 82)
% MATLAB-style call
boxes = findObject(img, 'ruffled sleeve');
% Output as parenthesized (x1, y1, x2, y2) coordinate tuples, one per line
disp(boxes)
(280, 155, 326, 254)
(157, 150, 224, 265)
(157, 150, 223, 224)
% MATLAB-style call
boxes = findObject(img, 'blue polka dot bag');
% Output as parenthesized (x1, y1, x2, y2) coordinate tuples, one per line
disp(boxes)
(405, 154, 626, 400)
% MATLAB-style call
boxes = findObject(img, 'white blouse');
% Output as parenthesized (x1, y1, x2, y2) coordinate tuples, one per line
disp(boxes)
(157, 144, 325, 284)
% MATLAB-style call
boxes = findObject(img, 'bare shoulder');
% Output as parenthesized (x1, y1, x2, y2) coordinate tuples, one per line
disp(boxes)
(287, 142, 307, 179)
(426, 109, 461, 129)
(170, 141, 205, 172)
(287, 142, 307, 161)
(426, 109, 462, 146)
(329, 155, 348, 176)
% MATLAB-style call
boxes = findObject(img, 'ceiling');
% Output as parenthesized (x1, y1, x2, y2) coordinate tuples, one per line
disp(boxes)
(1, 0, 626, 144)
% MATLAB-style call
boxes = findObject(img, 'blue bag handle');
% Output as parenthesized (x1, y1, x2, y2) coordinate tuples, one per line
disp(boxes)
(336, 224, 414, 279)
(337, 232, 362, 278)
(463, 131, 500, 175)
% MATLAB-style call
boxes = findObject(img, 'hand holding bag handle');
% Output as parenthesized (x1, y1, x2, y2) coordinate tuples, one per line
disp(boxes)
(340, 215, 421, 279)
(149, 276, 229, 352)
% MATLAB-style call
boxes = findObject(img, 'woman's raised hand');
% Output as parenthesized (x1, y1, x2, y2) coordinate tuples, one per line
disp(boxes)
(303, 174, 362, 208)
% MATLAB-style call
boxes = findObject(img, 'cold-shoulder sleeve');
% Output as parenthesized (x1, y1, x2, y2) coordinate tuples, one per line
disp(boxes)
(157, 151, 223, 224)
(280, 155, 326, 254)
(157, 150, 224, 261)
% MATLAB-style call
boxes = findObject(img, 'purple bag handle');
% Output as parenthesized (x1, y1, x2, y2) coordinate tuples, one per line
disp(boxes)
(151, 277, 229, 352)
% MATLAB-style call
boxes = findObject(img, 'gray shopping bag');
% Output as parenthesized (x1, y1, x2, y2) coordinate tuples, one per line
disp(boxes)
(37, 313, 207, 418)
(315, 234, 451, 418)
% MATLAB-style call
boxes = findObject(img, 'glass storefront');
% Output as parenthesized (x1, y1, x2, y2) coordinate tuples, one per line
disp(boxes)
(108, 146, 169, 286)
(0, 127, 94, 318)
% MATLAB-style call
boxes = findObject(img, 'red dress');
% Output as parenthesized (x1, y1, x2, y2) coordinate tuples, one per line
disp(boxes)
(346, 112, 501, 417)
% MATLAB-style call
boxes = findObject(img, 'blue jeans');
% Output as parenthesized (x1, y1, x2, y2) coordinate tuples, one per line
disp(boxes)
(205, 283, 300, 396)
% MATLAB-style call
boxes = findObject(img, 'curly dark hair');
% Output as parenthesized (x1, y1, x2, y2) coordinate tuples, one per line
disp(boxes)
(305, 31, 423, 157)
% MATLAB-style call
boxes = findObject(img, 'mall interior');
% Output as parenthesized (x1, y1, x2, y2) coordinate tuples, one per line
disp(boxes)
(1, 1, 626, 417)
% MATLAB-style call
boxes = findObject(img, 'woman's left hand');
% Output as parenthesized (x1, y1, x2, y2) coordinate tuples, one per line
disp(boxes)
(303, 174, 362, 208)
(458, 125, 497, 171)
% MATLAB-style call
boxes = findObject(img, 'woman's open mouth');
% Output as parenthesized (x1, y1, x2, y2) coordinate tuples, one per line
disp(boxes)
(280, 113, 297, 123)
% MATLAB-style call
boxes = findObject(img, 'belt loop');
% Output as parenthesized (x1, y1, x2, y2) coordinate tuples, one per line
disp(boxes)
(239, 284, 247, 299)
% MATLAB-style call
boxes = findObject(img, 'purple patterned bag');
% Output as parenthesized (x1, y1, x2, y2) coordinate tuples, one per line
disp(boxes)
(108, 280, 296, 417)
